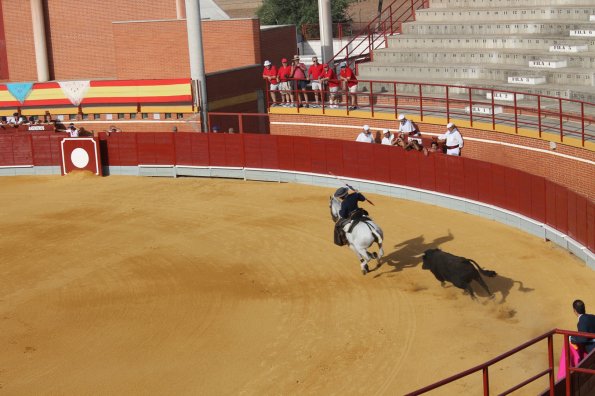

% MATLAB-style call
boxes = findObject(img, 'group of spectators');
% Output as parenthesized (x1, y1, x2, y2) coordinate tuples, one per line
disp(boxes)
(263, 56, 359, 109)
(0, 111, 53, 129)
(355, 114, 464, 156)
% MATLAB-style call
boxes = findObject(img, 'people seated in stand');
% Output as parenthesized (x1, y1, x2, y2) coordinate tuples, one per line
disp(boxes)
(428, 139, 440, 153)
(355, 125, 374, 143)
(43, 111, 53, 123)
(381, 129, 395, 145)
(7, 112, 26, 127)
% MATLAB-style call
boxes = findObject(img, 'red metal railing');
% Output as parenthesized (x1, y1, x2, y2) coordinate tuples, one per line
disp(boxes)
(265, 79, 595, 147)
(328, 0, 428, 69)
(300, 23, 353, 41)
(406, 329, 595, 395)
(207, 112, 269, 134)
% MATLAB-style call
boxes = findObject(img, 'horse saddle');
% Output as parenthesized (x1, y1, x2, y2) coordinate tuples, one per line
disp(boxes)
(347, 208, 370, 233)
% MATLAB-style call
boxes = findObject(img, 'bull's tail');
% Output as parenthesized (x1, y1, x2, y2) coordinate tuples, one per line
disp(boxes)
(468, 259, 497, 277)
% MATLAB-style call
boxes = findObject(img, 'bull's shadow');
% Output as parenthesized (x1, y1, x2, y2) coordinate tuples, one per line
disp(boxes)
(371, 231, 454, 277)
(468, 273, 535, 304)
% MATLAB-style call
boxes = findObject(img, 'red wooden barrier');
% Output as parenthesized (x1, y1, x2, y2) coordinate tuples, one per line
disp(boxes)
(0, 132, 592, 255)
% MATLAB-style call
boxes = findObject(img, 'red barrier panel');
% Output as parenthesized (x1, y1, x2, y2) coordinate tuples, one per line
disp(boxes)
(405, 151, 423, 189)
(448, 155, 465, 198)
(516, 171, 533, 218)
(108, 133, 139, 166)
(419, 153, 436, 192)
(243, 134, 264, 168)
(567, 190, 578, 241)
(389, 149, 407, 186)
(588, 201, 595, 251)
(207, 133, 227, 167)
(462, 157, 479, 201)
(476, 161, 493, 205)
(293, 136, 313, 173)
(372, 146, 393, 184)
(530, 176, 546, 223)
(12, 135, 33, 165)
(555, 184, 569, 235)
(341, 141, 361, 179)
(545, 180, 557, 228)
(221, 133, 245, 167)
(190, 133, 210, 166)
(173, 133, 194, 166)
(260, 134, 279, 170)
(576, 194, 588, 246)
(137, 133, 175, 165)
(30, 134, 62, 166)
(491, 164, 508, 209)
(434, 154, 450, 194)
(276, 135, 295, 171)
(0, 135, 16, 165)
(356, 143, 380, 182)
(504, 167, 521, 214)
(325, 139, 344, 177)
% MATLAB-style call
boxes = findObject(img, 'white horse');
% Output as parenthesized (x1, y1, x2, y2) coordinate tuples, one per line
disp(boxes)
(330, 195, 384, 275)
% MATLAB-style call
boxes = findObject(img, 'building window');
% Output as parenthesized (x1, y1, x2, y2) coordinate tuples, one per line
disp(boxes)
(129, 113, 137, 119)
(82, 113, 89, 120)
(141, 113, 148, 119)
(117, 113, 125, 120)
(94, 114, 101, 120)
(176, 113, 184, 119)
(164, 113, 172, 119)
(69, 114, 77, 121)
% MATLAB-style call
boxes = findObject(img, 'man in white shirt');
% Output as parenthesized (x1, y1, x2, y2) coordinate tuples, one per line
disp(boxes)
(66, 123, 79, 137)
(355, 125, 374, 143)
(438, 122, 464, 156)
(381, 129, 394, 145)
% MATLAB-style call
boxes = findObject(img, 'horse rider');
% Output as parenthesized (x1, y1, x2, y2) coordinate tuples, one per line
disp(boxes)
(333, 186, 368, 246)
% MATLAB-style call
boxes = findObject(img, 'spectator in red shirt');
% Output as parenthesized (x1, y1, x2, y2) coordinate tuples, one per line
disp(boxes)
(262, 60, 279, 106)
(277, 58, 294, 106)
(339, 61, 358, 110)
(320, 63, 340, 108)
(308, 56, 325, 107)
(291, 55, 308, 107)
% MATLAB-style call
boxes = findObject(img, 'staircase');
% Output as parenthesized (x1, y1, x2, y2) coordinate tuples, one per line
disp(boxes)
(357, 0, 595, 104)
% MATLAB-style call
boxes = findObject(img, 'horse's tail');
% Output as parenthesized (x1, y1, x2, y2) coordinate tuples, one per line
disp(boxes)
(468, 259, 497, 278)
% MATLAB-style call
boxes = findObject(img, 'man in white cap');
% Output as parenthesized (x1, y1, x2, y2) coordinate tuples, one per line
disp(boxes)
(438, 122, 464, 156)
(262, 60, 279, 106)
(381, 129, 394, 145)
(396, 114, 427, 154)
(356, 125, 374, 143)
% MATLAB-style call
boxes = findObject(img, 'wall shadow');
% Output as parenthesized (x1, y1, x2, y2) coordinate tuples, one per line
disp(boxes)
(370, 230, 454, 278)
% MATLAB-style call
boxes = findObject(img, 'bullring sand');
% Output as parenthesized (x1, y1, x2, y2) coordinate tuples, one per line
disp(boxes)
(1, 174, 594, 395)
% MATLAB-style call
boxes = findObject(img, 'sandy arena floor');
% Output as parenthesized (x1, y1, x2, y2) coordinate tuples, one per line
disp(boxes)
(1, 173, 594, 395)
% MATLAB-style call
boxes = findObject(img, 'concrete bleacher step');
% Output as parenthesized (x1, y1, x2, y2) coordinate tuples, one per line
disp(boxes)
(416, 7, 595, 23)
(356, 76, 595, 103)
(389, 34, 594, 51)
(401, 20, 594, 35)
(358, 62, 594, 87)
(549, 44, 589, 52)
(428, 0, 595, 9)
(570, 28, 595, 37)
(528, 59, 567, 68)
(508, 75, 547, 84)
(372, 48, 595, 68)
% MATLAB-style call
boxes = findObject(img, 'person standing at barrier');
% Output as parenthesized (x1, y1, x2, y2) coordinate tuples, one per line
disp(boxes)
(66, 123, 79, 137)
(278, 58, 293, 107)
(339, 61, 358, 110)
(356, 125, 374, 143)
(321, 64, 340, 108)
(570, 299, 595, 354)
(308, 56, 324, 107)
(262, 60, 279, 106)
(438, 122, 464, 156)
(291, 55, 308, 107)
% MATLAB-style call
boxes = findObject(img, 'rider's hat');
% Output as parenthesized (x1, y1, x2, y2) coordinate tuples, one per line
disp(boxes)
(334, 187, 349, 199)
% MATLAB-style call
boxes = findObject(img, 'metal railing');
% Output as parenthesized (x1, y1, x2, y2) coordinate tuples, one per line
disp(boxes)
(266, 79, 595, 147)
(300, 23, 354, 41)
(406, 329, 595, 395)
(207, 112, 269, 134)
(328, 0, 428, 70)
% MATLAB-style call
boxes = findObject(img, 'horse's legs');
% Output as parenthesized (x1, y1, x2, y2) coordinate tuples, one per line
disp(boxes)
(348, 243, 371, 275)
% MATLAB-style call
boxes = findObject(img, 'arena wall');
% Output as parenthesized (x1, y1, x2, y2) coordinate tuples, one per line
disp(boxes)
(268, 113, 595, 200)
(0, 132, 593, 268)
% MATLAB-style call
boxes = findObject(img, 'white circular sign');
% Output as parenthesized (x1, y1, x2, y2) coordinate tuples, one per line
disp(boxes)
(71, 147, 90, 168)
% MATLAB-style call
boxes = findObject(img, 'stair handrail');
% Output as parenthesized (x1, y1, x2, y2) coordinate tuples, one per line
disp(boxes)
(405, 328, 595, 396)
(327, 0, 429, 70)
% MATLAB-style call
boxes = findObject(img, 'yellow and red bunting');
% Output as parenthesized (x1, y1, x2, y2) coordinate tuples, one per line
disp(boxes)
(0, 79, 192, 112)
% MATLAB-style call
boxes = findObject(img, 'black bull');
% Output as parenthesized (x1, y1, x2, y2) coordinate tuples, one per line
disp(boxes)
(422, 248, 497, 299)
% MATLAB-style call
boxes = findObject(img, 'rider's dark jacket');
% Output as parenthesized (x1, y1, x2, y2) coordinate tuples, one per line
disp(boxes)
(339, 193, 366, 218)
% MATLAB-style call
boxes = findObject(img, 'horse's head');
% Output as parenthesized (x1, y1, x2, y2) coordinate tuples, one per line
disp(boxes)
(329, 195, 340, 222)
